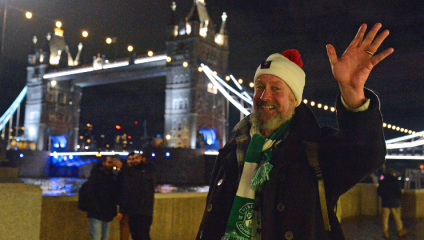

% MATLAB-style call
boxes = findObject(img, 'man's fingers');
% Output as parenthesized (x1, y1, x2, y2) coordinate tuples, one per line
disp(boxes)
(371, 48, 394, 66)
(362, 23, 382, 48)
(350, 24, 367, 48)
(326, 44, 338, 66)
(368, 29, 390, 54)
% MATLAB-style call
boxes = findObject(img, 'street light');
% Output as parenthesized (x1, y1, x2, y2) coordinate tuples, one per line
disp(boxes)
(82, 31, 88, 38)
(25, 12, 32, 19)
(127, 45, 134, 52)
(55, 21, 62, 28)
(106, 37, 112, 44)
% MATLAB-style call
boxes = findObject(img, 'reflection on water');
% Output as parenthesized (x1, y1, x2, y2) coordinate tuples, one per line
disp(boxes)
(21, 178, 86, 196)
(20, 178, 209, 196)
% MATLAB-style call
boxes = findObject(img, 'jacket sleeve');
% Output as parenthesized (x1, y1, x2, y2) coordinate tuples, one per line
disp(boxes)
(116, 171, 126, 213)
(321, 88, 386, 200)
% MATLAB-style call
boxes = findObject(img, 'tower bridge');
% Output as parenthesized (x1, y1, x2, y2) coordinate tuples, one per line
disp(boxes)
(19, 1, 230, 152)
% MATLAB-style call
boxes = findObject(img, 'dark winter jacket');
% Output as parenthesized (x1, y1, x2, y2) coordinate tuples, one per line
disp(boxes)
(86, 162, 119, 222)
(196, 90, 386, 240)
(377, 175, 402, 208)
(120, 161, 156, 217)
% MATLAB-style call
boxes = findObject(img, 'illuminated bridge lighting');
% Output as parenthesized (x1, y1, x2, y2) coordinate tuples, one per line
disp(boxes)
(385, 130, 424, 144)
(386, 140, 424, 149)
(201, 64, 250, 115)
(43, 55, 167, 79)
(0, 86, 28, 131)
(204, 151, 219, 155)
(386, 155, 424, 160)
(229, 74, 243, 90)
(49, 151, 129, 157)
(43, 67, 95, 79)
(202, 64, 252, 105)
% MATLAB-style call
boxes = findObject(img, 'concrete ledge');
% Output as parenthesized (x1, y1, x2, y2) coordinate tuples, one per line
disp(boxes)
(339, 183, 381, 219)
(402, 189, 424, 218)
(0, 183, 42, 240)
(0, 167, 21, 183)
(41, 192, 208, 240)
(37, 184, 424, 239)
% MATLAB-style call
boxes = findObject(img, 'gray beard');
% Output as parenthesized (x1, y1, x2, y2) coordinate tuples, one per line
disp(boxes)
(250, 100, 295, 133)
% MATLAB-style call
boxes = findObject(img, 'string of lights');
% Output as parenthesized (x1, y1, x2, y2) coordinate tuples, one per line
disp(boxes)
(300, 98, 422, 137)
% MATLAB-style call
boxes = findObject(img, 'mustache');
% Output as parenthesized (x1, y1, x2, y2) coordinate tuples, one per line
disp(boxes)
(257, 101, 279, 109)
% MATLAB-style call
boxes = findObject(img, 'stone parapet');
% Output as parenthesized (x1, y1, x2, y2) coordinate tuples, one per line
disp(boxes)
(0, 167, 21, 183)
(23, 183, 424, 239)
(0, 183, 42, 240)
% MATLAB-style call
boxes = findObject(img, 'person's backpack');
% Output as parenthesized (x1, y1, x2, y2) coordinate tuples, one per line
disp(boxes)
(78, 180, 94, 212)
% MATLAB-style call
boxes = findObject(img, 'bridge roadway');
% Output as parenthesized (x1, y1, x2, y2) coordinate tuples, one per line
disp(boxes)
(42, 54, 167, 88)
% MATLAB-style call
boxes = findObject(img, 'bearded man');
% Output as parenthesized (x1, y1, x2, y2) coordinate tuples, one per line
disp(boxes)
(196, 23, 392, 240)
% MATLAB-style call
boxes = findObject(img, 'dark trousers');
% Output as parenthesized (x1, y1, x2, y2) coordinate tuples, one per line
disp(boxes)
(128, 214, 152, 240)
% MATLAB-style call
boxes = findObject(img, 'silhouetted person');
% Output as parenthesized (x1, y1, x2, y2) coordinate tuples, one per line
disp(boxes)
(82, 156, 119, 240)
(377, 170, 407, 239)
(114, 153, 155, 240)
(117, 152, 135, 240)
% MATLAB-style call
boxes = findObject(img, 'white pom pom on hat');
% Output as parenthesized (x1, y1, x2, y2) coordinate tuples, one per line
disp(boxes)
(253, 49, 306, 107)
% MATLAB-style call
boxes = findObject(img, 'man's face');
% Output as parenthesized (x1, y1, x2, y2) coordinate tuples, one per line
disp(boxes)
(127, 155, 134, 167)
(103, 157, 115, 172)
(251, 74, 297, 132)
(132, 153, 146, 166)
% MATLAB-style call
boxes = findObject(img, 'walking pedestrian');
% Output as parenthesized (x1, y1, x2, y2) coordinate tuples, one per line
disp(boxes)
(377, 170, 408, 239)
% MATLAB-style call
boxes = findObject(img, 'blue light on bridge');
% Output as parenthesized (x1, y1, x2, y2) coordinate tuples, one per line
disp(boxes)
(165, 152, 170, 157)
(151, 153, 156, 157)
(19, 153, 24, 158)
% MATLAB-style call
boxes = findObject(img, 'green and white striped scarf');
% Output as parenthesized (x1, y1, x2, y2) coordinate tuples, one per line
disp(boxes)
(222, 119, 292, 240)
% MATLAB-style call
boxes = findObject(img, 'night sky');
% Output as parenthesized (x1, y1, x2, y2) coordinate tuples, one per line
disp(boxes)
(1, 0, 423, 144)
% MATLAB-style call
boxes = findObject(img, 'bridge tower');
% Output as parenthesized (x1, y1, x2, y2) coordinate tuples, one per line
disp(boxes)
(24, 34, 82, 151)
(165, 1, 229, 149)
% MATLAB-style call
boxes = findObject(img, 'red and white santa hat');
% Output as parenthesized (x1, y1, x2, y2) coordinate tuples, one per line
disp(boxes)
(253, 49, 305, 106)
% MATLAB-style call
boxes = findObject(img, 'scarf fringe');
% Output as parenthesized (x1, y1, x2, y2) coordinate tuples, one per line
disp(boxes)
(251, 162, 273, 191)
(222, 232, 250, 240)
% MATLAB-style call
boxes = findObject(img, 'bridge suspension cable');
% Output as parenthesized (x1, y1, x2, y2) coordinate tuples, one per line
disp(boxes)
(0, 86, 27, 132)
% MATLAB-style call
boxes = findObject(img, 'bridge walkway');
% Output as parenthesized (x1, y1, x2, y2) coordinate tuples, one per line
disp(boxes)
(342, 216, 424, 240)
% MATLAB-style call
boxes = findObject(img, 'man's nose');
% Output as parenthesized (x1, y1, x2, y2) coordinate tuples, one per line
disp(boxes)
(260, 89, 272, 101)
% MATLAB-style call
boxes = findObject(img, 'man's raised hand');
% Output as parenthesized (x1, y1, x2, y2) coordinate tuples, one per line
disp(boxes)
(326, 23, 394, 108)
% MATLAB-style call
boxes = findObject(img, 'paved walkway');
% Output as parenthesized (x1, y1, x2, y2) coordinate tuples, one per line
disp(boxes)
(342, 216, 424, 240)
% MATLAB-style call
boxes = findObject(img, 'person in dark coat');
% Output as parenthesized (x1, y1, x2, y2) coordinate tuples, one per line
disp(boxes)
(114, 152, 156, 240)
(116, 152, 135, 240)
(86, 156, 119, 240)
(197, 23, 392, 240)
(377, 170, 407, 238)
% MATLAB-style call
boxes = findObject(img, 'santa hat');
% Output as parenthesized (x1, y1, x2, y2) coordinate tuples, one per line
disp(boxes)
(253, 49, 305, 106)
